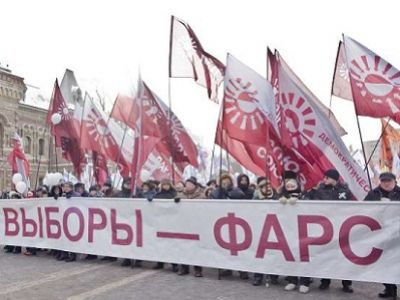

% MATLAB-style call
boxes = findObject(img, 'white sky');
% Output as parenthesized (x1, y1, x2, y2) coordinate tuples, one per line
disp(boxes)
(2, 0, 400, 151)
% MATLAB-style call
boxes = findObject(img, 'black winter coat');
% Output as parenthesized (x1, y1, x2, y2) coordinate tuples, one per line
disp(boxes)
(304, 183, 353, 201)
(210, 187, 245, 200)
(364, 185, 400, 201)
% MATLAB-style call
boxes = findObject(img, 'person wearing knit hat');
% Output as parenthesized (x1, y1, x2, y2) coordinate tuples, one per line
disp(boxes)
(303, 169, 354, 294)
(252, 177, 279, 287)
(279, 172, 310, 294)
(175, 177, 205, 277)
(152, 178, 179, 272)
(365, 171, 399, 299)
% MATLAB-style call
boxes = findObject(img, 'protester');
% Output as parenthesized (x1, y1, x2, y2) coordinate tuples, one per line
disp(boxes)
(4, 191, 22, 254)
(136, 181, 157, 199)
(74, 182, 89, 197)
(211, 173, 248, 280)
(174, 181, 185, 194)
(252, 177, 279, 287)
(101, 181, 114, 198)
(88, 185, 103, 198)
(303, 169, 354, 294)
(210, 173, 245, 200)
(237, 174, 254, 199)
(176, 177, 205, 277)
(115, 177, 139, 267)
(279, 171, 311, 294)
(152, 179, 179, 272)
(365, 172, 399, 299)
(59, 182, 80, 262)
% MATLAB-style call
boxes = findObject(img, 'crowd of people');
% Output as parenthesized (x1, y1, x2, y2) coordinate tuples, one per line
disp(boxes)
(1, 169, 399, 299)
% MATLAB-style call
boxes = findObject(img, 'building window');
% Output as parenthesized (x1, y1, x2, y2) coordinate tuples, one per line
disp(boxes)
(38, 138, 45, 156)
(24, 136, 31, 154)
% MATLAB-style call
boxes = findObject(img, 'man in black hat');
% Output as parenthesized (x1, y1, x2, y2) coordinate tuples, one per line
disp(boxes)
(304, 169, 354, 293)
(365, 172, 399, 299)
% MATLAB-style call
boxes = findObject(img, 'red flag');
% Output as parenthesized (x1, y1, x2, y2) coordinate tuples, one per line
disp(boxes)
(115, 80, 199, 169)
(272, 51, 369, 198)
(169, 16, 225, 102)
(140, 146, 185, 184)
(110, 94, 135, 128)
(216, 54, 284, 187)
(46, 80, 85, 176)
(339, 36, 400, 124)
(7, 133, 31, 188)
(92, 151, 108, 186)
(73, 93, 130, 176)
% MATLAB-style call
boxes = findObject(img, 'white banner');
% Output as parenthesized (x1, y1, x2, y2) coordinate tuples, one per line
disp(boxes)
(0, 198, 399, 284)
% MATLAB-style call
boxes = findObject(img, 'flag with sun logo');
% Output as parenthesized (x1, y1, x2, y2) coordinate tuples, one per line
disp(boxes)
(274, 51, 369, 199)
(169, 16, 225, 102)
(335, 35, 400, 124)
(332, 42, 353, 101)
(216, 54, 284, 187)
(46, 80, 85, 176)
(73, 93, 130, 177)
(114, 80, 199, 169)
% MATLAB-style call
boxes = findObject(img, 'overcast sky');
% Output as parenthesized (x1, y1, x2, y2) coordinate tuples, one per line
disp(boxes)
(2, 0, 399, 151)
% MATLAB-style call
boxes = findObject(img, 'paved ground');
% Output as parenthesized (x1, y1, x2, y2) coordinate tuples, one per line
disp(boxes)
(0, 249, 393, 300)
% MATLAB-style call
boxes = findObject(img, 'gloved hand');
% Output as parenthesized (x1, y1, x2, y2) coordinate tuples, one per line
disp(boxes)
(288, 197, 298, 205)
(279, 197, 288, 204)
(174, 198, 181, 203)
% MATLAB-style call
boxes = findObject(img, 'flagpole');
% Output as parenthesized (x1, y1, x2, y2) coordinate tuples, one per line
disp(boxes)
(208, 142, 216, 181)
(54, 136, 58, 172)
(219, 98, 225, 179)
(131, 72, 143, 195)
(168, 16, 176, 184)
(364, 118, 392, 171)
(76, 94, 88, 182)
(341, 36, 372, 189)
(34, 129, 47, 191)
(168, 77, 176, 184)
(47, 131, 51, 172)
(328, 42, 342, 120)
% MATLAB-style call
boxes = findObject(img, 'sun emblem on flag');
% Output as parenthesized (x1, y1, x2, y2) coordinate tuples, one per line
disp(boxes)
(280, 92, 316, 148)
(338, 62, 349, 81)
(349, 55, 400, 109)
(142, 90, 164, 124)
(86, 108, 115, 150)
(57, 102, 71, 121)
(224, 78, 265, 131)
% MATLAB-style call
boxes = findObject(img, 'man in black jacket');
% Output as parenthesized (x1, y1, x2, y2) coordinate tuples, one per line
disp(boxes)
(304, 169, 354, 293)
(365, 172, 399, 300)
